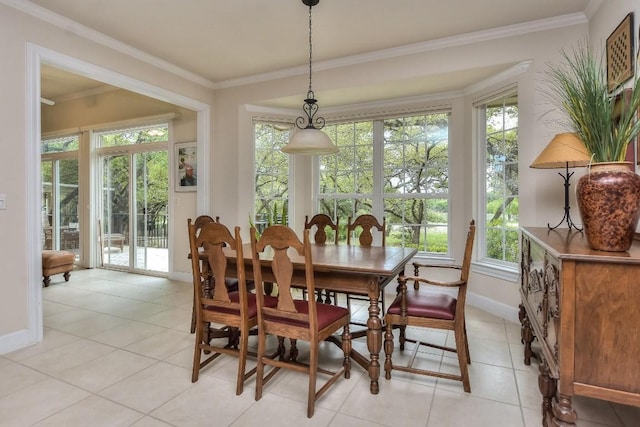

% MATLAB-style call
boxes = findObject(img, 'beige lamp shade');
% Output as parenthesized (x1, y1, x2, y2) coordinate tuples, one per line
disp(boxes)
(530, 133, 591, 168)
(281, 128, 338, 155)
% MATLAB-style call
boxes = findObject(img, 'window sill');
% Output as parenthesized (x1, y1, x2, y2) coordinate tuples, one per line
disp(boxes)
(471, 260, 520, 283)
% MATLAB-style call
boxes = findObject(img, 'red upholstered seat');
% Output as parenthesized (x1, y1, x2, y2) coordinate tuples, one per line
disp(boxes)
(205, 292, 277, 318)
(264, 300, 350, 329)
(387, 291, 456, 321)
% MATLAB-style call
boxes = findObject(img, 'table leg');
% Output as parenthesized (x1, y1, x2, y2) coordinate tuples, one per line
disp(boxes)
(366, 277, 382, 394)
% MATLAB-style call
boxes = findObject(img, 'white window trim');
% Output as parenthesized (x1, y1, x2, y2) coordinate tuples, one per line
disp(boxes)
(473, 87, 520, 274)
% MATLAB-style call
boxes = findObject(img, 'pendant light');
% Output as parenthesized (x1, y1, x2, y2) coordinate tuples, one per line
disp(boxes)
(281, 0, 338, 155)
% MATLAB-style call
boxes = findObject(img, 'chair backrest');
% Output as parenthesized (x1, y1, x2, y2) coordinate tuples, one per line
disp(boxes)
(250, 224, 319, 335)
(188, 219, 248, 319)
(304, 214, 339, 244)
(459, 220, 476, 283)
(346, 214, 386, 247)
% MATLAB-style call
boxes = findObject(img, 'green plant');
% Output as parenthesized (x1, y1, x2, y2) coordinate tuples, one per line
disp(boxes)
(545, 42, 640, 162)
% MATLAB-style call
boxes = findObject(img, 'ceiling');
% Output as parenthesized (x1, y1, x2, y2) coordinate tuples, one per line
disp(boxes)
(32, 0, 597, 108)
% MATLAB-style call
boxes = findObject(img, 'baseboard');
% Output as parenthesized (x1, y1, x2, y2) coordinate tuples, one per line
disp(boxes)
(467, 291, 519, 324)
(169, 271, 191, 284)
(0, 328, 35, 356)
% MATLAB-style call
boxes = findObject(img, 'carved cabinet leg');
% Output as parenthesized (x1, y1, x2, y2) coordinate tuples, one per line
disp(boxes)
(551, 394, 577, 427)
(538, 361, 556, 421)
(519, 303, 536, 365)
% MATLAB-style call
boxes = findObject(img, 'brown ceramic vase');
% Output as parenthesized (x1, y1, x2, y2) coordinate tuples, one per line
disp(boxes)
(576, 162, 640, 252)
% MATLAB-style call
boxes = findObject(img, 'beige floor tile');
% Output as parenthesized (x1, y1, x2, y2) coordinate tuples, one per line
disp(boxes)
(0, 378, 90, 427)
(437, 358, 519, 405)
(50, 312, 131, 338)
(90, 319, 166, 348)
(124, 328, 192, 359)
(428, 388, 523, 426)
(232, 392, 336, 426)
(340, 374, 434, 426)
(0, 360, 49, 397)
(139, 306, 192, 330)
(99, 361, 193, 413)
(465, 336, 513, 368)
(522, 406, 544, 427)
(571, 395, 623, 426)
(55, 349, 157, 392)
(110, 299, 172, 320)
(20, 339, 116, 376)
(42, 285, 93, 303)
(151, 375, 255, 426)
(329, 413, 386, 427)
(42, 300, 76, 317)
(32, 395, 144, 426)
(131, 416, 175, 426)
(515, 369, 542, 410)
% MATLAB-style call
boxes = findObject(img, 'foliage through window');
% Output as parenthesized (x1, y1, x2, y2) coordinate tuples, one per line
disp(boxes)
(254, 123, 291, 231)
(318, 113, 450, 253)
(479, 93, 519, 264)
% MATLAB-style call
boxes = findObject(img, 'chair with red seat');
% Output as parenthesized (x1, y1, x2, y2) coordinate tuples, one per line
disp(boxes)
(303, 213, 339, 304)
(250, 224, 352, 418)
(187, 219, 276, 395)
(383, 220, 475, 392)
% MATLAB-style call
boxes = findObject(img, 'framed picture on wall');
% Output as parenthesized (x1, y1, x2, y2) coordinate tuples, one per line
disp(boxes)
(175, 142, 197, 192)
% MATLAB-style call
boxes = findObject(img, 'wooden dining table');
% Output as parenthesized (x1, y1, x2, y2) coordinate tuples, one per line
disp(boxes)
(224, 243, 417, 394)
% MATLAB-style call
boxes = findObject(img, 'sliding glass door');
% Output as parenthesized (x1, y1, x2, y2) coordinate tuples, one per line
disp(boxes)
(41, 135, 80, 261)
(98, 124, 169, 273)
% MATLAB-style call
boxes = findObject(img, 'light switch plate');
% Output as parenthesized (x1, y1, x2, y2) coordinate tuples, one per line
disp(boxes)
(0, 193, 5, 210)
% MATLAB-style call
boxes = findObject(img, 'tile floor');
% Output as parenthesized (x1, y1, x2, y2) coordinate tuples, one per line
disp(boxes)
(1, 268, 639, 426)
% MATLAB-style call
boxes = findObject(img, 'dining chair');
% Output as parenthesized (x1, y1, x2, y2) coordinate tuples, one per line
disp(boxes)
(250, 224, 352, 418)
(303, 214, 339, 304)
(189, 215, 255, 333)
(345, 214, 387, 320)
(383, 220, 475, 392)
(187, 219, 277, 395)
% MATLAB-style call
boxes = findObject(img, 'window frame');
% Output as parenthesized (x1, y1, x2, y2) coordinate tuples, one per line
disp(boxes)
(313, 111, 452, 255)
(473, 88, 520, 281)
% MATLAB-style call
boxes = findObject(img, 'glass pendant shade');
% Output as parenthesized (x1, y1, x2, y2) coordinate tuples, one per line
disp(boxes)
(282, 128, 338, 155)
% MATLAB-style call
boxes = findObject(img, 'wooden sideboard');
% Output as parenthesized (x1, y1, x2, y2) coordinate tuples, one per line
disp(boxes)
(519, 227, 640, 426)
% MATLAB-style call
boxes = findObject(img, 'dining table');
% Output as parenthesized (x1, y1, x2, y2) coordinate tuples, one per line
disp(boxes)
(224, 242, 417, 395)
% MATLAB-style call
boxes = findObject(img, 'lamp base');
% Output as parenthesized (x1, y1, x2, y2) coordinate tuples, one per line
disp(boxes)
(548, 164, 582, 232)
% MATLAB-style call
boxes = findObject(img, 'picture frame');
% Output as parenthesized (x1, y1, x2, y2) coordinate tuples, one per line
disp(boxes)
(606, 13, 634, 91)
(175, 142, 197, 191)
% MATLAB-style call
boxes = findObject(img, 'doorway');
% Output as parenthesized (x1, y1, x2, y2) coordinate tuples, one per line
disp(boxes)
(98, 124, 169, 273)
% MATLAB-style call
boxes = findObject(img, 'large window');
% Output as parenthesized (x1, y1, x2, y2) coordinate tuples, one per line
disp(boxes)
(254, 123, 291, 230)
(478, 92, 519, 265)
(318, 112, 450, 253)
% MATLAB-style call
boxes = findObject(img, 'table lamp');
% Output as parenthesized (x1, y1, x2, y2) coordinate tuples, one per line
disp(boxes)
(530, 133, 591, 231)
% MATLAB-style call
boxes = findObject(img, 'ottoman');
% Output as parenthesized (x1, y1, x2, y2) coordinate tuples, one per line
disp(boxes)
(42, 250, 75, 287)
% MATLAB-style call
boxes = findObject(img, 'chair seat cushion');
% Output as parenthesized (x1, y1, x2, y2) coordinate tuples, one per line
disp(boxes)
(204, 292, 277, 318)
(266, 300, 349, 330)
(387, 290, 456, 321)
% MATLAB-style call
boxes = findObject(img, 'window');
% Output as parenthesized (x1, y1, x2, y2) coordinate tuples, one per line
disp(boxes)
(254, 122, 291, 230)
(318, 112, 450, 253)
(478, 92, 519, 265)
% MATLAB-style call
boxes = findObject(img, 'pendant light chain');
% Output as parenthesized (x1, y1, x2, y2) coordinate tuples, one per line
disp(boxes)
(307, 3, 313, 95)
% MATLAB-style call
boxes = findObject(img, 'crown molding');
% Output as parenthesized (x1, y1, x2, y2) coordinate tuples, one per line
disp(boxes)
(215, 13, 587, 90)
(4, 0, 588, 92)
